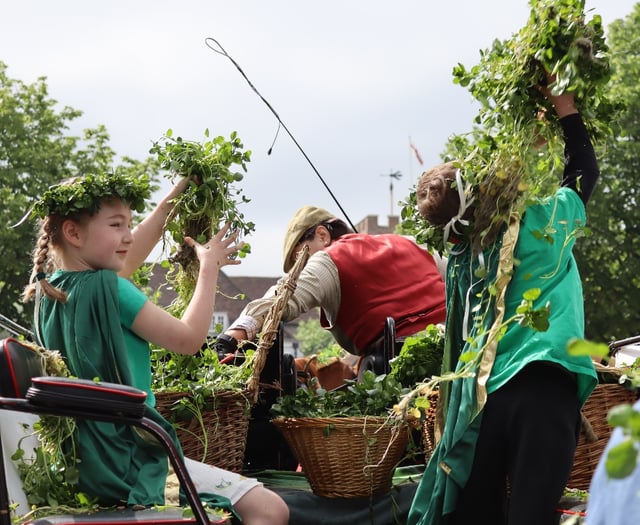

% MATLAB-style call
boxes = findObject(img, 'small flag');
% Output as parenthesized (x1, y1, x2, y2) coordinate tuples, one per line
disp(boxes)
(409, 142, 424, 166)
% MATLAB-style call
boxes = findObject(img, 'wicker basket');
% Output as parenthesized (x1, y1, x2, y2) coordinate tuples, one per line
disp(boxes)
(154, 390, 250, 473)
(567, 382, 637, 491)
(272, 416, 409, 498)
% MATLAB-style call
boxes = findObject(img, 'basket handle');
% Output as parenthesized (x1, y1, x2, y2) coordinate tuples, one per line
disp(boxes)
(246, 245, 310, 403)
(608, 335, 640, 358)
(579, 410, 598, 443)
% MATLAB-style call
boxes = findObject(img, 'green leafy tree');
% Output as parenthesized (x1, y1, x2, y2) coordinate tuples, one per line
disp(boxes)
(0, 62, 160, 329)
(294, 318, 336, 356)
(575, 4, 640, 342)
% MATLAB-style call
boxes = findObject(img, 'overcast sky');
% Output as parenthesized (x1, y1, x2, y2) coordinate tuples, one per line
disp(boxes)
(2, 1, 636, 277)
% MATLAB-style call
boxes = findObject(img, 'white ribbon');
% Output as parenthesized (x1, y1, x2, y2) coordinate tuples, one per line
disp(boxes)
(10, 205, 35, 229)
(442, 169, 476, 257)
(461, 251, 486, 342)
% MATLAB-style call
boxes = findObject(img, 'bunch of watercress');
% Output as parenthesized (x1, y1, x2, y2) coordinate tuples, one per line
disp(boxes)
(400, 0, 622, 254)
(389, 324, 445, 389)
(150, 129, 254, 315)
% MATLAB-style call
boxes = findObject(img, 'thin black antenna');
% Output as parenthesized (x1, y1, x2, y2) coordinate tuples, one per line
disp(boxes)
(204, 37, 357, 233)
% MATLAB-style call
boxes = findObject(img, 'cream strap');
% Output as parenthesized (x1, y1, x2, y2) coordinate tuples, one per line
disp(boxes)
(443, 169, 476, 254)
(461, 251, 486, 342)
(474, 214, 521, 413)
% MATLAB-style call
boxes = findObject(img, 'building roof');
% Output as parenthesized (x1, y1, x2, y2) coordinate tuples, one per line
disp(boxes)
(147, 265, 278, 320)
(146, 264, 317, 343)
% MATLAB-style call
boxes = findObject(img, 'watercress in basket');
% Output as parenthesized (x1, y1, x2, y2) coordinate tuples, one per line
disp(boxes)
(271, 326, 446, 422)
(270, 370, 406, 419)
(151, 342, 255, 413)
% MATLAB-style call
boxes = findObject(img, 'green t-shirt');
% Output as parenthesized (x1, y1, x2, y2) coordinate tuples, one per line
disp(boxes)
(117, 277, 155, 405)
(488, 186, 597, 405)
(37, 269, 235, 514)
(407, 187, 598, 525)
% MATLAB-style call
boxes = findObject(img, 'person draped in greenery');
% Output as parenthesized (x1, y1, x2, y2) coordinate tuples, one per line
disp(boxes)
(407, 80, 598, 525)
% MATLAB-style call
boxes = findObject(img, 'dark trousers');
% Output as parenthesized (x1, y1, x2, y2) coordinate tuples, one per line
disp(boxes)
(450, 362, 582, 525)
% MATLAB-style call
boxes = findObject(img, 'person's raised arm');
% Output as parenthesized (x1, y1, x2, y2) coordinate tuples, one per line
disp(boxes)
(132, 223, 244, 355)
(119, 177, 190, 278)
(540, 77, 599, 205)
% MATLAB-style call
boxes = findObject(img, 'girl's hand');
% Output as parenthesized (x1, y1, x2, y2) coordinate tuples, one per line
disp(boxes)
(185, 223, 244, 270)
(537, 71, 578, 118)
(165, 176, 191, 201)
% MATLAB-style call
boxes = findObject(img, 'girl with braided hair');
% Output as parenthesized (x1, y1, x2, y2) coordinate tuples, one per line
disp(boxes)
(21, 173, 289, 525)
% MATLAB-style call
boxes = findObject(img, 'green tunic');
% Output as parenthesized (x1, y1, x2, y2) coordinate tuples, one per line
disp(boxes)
(38, 269, 233, 513)
(408, 188, 597, 525)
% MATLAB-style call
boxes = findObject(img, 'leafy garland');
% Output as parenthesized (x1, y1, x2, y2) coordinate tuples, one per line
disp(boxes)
(30, 171, 151, 219)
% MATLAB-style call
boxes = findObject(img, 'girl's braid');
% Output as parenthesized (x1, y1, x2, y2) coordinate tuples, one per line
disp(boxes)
(22, 217, 67, 303)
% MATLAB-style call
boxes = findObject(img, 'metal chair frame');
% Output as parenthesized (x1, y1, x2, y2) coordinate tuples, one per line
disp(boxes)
(0, 341, 219, 525)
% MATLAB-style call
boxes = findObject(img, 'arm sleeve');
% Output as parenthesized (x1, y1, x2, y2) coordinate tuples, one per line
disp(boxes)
(117, 277, 148, 328)
(228, 252, 341, 340)
(559, 113, 600, 206)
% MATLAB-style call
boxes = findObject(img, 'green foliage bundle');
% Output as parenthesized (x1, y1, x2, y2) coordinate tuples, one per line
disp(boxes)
(389, 324, 445, 389)
(150, 129, 254, 315)
(149, 129, 257, 408)
(400, 0, 622, 254)
(11, 345, 100, 520)
(270, 370, 406, 419)
(151, 343, 255, 402)
(13, 417, 96, 514)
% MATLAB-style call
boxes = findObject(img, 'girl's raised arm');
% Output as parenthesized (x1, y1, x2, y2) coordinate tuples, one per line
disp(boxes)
(119, 178, 190, 278)
(131, 224, 244, 355)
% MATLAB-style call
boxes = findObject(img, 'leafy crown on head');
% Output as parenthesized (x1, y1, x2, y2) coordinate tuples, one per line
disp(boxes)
(31, 171, 151, 219)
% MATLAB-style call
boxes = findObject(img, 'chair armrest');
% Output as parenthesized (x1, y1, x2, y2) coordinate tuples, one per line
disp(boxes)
(26, 377, 147, 418)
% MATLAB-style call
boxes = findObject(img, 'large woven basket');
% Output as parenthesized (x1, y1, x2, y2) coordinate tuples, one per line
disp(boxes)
(567, 382, 637, 491)
(272, 416, 409, 498)
(154, 390, 250, 473)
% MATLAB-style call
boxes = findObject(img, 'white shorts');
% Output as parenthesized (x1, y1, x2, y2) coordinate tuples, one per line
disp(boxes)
(165, 457, 262, 505)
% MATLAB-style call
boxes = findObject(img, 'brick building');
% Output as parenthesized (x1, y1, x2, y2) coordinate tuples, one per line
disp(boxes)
(355, 214, 400, 235)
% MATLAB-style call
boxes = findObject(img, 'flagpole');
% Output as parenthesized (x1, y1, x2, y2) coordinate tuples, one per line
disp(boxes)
(409, 138, 424, 186)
